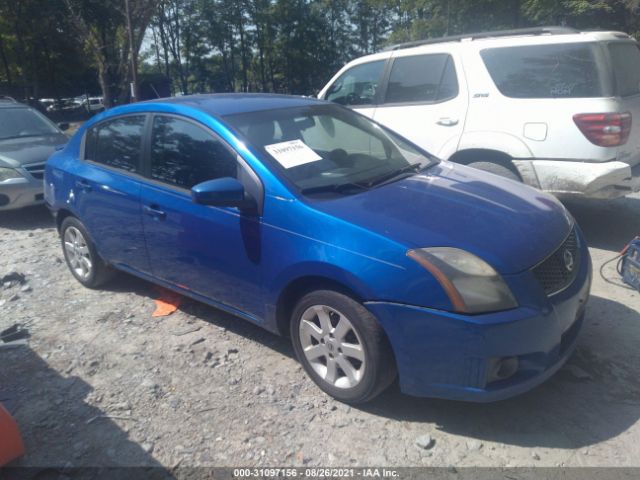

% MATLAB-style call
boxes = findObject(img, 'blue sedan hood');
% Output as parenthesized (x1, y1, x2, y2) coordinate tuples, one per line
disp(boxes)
(312, 162, 573, 275)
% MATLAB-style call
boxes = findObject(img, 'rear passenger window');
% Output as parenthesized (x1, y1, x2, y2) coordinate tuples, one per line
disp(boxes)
(84, 115, 145, 172)
(608, 43, 640, 97)
(325, 61, 385, 106)
(384, 54, 457, 104)
(150, 116, 237, 189)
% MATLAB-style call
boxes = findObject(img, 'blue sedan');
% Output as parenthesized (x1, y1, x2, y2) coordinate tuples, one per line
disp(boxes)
(45, 94, 591, 403)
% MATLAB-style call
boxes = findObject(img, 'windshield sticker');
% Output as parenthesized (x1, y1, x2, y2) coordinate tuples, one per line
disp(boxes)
(265, 140, 322, 169)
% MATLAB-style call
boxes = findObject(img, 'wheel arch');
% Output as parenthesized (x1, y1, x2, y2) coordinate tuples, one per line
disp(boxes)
(55, 208, 76, 232)
(275, 275, 366, 338)
(448, 148, 523, 181)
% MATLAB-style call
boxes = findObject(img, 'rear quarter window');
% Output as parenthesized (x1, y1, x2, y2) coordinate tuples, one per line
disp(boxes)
(608, 42, 640, 97)
(481, 43, 610, 98)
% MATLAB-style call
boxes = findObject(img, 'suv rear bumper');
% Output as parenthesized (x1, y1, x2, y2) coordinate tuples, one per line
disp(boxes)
(514, 159, 640, 199)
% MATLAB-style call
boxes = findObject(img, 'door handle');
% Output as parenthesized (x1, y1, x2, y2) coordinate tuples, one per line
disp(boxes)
(436, 117, 459, 127)
(143, 205, 167, 220)
(75, 179, 92, 192)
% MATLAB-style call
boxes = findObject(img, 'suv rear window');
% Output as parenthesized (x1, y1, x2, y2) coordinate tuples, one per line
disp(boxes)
(608, 42, 640, 97)
(481, 43, 608, 98)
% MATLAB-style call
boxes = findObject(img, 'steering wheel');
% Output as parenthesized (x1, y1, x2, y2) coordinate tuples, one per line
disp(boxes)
(345, 92, 360, 105)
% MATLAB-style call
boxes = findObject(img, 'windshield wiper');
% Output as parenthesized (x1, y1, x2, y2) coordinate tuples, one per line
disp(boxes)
(364, 162, 423, 188)
(300, 181, 369, 196)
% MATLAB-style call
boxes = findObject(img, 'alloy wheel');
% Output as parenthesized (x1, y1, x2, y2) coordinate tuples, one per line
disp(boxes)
(298, 304, 366, 389)
(63, 226, 93, 280)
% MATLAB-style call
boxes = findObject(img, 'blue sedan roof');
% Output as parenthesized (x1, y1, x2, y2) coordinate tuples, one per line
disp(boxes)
(143, 93, 326, 117)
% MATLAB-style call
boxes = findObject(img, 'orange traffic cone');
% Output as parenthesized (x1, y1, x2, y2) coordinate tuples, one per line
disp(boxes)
(0, 403, 24, 466)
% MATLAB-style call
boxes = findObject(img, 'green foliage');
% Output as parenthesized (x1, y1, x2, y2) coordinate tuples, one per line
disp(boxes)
(3, 0, 640, 101)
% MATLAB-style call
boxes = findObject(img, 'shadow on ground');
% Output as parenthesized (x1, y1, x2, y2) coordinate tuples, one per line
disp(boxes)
(563, 196, 640, 252)
(101, 273, 294, 360)
(0, 206, 54, 231)
(0, 344, 174, 478)
(358, 294, 640, 449)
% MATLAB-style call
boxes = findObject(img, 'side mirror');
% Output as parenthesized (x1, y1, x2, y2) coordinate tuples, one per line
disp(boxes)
(57, 122, 70, 131)
(191, 177, 255, 210)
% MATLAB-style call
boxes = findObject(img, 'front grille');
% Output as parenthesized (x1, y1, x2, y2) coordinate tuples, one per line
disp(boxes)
(24, 163, 44, 180)
(532, 228, 579, 296)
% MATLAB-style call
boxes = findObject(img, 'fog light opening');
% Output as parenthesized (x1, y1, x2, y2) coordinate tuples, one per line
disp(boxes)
(487, 356, 519, 383)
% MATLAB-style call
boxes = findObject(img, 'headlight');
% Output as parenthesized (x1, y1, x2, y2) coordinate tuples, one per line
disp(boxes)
(0, 167, 23, 181)
(407, 247, 518, 314)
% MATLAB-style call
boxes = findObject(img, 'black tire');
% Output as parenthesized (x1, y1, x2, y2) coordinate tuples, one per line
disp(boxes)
(466, 161, 521, 182)
(60, 216, 115, 288)
(290, 290, 396, 404)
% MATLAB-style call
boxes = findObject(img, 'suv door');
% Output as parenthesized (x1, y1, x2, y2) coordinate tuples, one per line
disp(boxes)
(139, 114, 264, 319)
(373, 52, 467, 158)
(322, 60, 386, 119)
(77, 114, 149, 273)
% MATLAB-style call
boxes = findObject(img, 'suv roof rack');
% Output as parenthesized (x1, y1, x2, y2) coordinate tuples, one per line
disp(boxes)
(384, 26, 579, 51)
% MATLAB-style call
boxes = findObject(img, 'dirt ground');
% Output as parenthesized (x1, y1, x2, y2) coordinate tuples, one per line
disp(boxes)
(0, 193, 639, 470)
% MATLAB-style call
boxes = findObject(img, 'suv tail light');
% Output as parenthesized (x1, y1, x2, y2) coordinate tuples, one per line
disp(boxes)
(573, 112, 632, 147)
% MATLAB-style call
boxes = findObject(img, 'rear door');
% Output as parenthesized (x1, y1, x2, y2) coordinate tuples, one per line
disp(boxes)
(76, 114, 149, 274)
(322, 60, 387, 120)
(373, 52, 467, 159)
(608, 41, 640, 170)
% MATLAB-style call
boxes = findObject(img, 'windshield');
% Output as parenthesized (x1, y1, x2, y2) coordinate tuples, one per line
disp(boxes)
(224, 104, 437, 195)
(0, 107, 59, 140)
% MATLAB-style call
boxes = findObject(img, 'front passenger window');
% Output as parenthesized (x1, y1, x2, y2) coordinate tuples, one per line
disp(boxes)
(325, 60, 385, 106)
(150, 116, 237, 189)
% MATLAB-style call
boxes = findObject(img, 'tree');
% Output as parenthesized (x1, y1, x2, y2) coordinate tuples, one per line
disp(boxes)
(64, 0, 155, 106)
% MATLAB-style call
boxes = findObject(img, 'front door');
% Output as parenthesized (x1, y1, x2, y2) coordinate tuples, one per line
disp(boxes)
(139, 114, 264, 319)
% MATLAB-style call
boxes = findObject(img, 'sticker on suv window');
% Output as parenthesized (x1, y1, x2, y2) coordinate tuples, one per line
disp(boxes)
(265, 140, 322, 169)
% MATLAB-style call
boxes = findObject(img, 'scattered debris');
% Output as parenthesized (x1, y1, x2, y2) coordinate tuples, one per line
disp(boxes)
(565, 364, 593, 380)
(415, 434, 435, 450)
(0, 324, 30, 343)
(152, 289, 183, 317)
(86, 415, 138, 425)
(171, 326, 201, 336)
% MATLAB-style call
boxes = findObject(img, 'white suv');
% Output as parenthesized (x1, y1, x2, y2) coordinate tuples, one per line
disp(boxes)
(318, 27, 640, 199)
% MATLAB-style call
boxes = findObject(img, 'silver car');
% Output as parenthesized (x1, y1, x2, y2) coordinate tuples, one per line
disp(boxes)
(0, 98, 68, 210)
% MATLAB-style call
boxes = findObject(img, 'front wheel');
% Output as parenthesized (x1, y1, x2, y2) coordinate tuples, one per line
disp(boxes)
(290, 290, 396, 403)
(60, 216, 115, 288)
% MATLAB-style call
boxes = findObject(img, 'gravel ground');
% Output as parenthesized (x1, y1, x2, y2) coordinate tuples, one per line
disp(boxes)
(0, 193, 639, 469)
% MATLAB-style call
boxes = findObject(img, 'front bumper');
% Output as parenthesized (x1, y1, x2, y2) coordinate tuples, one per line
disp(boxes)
(513, 159, 640, 199)
(366, 241, 592, 402)
(0, 169, 44, 211)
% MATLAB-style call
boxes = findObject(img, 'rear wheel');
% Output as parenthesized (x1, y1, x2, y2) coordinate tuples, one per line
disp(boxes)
(60, 217, 115, 288)
(290, 290, 396, 403)
(466, 161, 521, 182)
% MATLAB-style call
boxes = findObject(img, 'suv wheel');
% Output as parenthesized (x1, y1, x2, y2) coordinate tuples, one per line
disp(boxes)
(467, 161, 520, 182)
(60, 217, 115, 288)
(290, 290, 396, 403)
